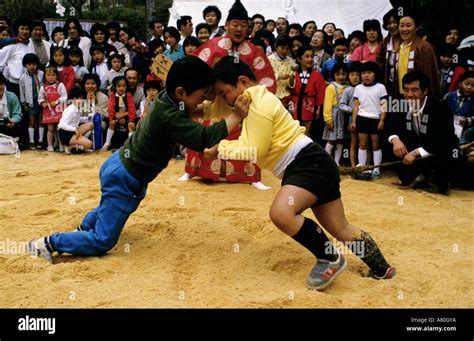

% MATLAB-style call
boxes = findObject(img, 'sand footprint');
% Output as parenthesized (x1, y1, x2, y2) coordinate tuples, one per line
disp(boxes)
(33, 208, 60, 216)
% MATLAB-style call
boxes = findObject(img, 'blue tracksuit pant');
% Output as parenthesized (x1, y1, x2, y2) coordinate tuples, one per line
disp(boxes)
(50, 151, 147, 256)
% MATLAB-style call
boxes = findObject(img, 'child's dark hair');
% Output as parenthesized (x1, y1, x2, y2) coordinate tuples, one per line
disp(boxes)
(212, 56, 257, 85)
(296, 44, 313, 60)
(459, 71, 474, 84)
(89, 44, 106, 56)
(275, 34, 291, 48)
(0, 73, 6, 84)
(22, 53, 40, 68)
(51, 26, 64, 40)
(348, 61, 363, 74)
(144, 80, 162, 93)
(107, 53, 125, 69)
(249, 37, 266, 51)
(333, 62, 348, 77)
(334, 38, 349, 48)
(360, 61, 380, 76)
(195, 23, 211, 36)
(254, 28, 275, 49)
(0, 25, 13, 37)
(348, 30, 366, 44)
(183, 36, 201, 48)
(438, 43, 456, 58)
(68, 86, 84, 100)
(290, 35, 310, 49)
(166, 56, 214, 95)
(67, 46, 84, 66)
(49, 46, 70, 67)
(111, 76, 128, 92)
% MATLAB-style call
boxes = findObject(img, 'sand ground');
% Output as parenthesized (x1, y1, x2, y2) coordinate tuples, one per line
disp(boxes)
(0, 151, 472, 308)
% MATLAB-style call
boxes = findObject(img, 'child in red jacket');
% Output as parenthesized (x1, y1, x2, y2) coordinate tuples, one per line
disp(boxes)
(103, 76, 136, 151)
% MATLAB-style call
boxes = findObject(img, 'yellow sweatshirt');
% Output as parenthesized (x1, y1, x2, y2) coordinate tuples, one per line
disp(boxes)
(323, 82, 347, 124)
(218, 85, 306, 172)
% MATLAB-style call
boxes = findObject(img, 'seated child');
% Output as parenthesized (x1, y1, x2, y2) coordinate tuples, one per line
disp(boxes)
(57, 87, 94, 154)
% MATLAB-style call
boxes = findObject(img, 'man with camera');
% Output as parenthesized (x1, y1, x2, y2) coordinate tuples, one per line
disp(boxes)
(0, 73, 22, 140)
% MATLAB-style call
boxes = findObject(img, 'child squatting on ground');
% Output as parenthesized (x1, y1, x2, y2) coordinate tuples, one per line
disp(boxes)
(27, 56, 248, 262)
(207, 56, 396, 290)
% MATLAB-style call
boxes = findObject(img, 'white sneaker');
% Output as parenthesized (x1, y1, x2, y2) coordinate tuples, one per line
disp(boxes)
(251, 182, 272, 190)
(28, 237, 54, 263)
(178, 173, 192, 182)
(101, 143, 110, 152)
(59, 144, 65, 152)
(47, 146, 54, 152)
(64, 146, 71, 155)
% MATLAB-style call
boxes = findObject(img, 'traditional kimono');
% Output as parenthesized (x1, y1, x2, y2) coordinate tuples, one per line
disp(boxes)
(289, 69, 326, 122)
(394, 36, 440, 98)
(184, 97, 261, 183)
(194, 36, 277, 93)
(186, 36, 277, 183)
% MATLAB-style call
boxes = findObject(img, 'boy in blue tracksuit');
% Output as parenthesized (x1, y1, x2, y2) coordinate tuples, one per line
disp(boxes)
(28, 56, 248, 262)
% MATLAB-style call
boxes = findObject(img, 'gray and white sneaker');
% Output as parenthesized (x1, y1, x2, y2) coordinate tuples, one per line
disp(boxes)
(307, 251, 347, 290)
(28, 237, 54, 263)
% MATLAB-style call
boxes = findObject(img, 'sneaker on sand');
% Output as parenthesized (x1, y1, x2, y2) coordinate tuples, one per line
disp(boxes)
(70, 145, 85, 154)
(307, 251, 347, 290)
(370, 266, 397, 280)
(28, 237, 53, 263)
(370, 171, 381, 179)
(101, 143, 110, 152)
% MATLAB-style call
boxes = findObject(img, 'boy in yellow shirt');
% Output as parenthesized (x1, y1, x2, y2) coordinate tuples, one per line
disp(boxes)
(207, 56, 396, 290)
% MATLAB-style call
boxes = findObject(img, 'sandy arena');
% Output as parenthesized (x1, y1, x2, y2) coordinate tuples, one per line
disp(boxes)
(0, 151, 472, 308)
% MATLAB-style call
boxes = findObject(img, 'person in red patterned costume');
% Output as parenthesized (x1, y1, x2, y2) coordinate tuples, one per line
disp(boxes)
(179, 0, 276, 189)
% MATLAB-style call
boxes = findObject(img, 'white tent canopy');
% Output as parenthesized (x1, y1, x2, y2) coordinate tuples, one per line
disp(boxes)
(168, 0, 393, 36)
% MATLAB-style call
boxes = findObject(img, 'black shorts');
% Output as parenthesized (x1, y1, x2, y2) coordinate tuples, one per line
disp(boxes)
(58, 129, 75, 146)
(282, 142, 341, 206)
(356, 116, 380, 134)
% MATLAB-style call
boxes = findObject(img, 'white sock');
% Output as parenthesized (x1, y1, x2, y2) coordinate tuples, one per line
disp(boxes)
(28, 128, 34, 143)
(325, 142, 334, 156)
(38, 127, 44, 142)
(178, 173, 192, 181)
(334, 144, 343, 166)
(251, 182, 272, 190)
(105, 129, 114, 146)
(358, 149, 367, 167)
(373, 149, 382, 174)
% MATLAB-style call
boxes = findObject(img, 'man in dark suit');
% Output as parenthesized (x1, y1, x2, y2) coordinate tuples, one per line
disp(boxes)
(387, 71, 458, 195)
